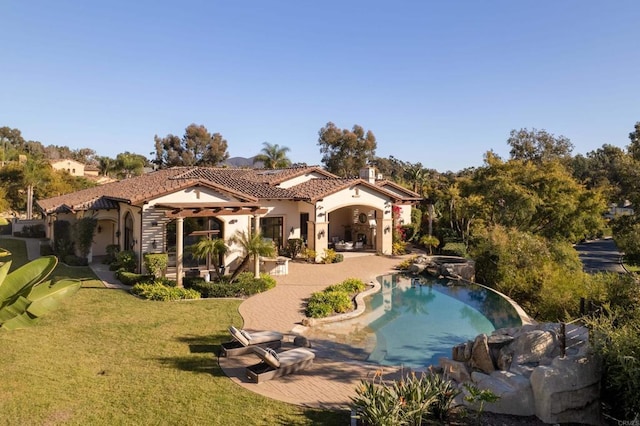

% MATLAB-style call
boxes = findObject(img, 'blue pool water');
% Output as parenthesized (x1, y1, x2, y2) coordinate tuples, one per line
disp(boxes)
(311, 273, 522, 369)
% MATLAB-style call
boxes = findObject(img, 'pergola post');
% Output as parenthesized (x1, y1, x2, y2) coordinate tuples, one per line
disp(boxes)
(176, 217, 184, 288)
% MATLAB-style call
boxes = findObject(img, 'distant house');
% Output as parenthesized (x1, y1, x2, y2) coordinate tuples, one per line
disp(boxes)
(37, 166, 421, 285)
(605, 201, 635, 219)
(84, 164, 100, 177)
(50, 159, 86, 177)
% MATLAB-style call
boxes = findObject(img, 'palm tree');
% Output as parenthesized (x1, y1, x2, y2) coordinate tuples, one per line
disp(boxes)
(190, 238, 228, 281)
(228, 228, 276, 282)
(253, 142, 291, 169)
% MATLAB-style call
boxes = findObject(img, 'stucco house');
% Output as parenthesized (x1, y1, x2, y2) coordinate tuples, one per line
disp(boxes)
(50, 159, 86, 177)
(37, 165, 421, 284)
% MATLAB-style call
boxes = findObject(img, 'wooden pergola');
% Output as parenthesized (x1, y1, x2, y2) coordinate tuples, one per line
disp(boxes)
(155, 202, 268, 287)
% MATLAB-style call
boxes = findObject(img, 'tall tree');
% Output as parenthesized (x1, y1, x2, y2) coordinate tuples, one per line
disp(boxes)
(317, 122, 377, 177)
(153, 124, 229, 168)
(253, 142, 291, 169)
(507, 128, 574, 164)
(627, 121, 640, 161)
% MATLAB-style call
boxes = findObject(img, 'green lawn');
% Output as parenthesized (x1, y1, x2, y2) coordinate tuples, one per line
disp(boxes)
(0, 239, 346, 425)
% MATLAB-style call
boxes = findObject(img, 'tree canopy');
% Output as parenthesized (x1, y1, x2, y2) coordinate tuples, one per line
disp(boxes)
(507, 128, 574, 163)
(317, 122, 376, 177)
(153, 124, 229, 168)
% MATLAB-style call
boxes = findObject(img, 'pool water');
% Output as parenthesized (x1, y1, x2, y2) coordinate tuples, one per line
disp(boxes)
(310, 273, 522, 369)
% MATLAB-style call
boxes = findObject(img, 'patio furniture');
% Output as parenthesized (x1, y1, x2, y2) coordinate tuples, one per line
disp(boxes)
(220, 326, 283, 357)
(245, 346, 315, 383)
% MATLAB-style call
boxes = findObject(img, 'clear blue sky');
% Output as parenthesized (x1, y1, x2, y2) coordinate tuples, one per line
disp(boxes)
(2, 1, 639, 172)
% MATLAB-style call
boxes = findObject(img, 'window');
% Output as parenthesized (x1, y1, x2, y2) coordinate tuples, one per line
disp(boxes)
(124, 212, 134, 250)
(300, 213, 309, 243)
(260, 217, 283, 250)
(167, 217, 223, 268)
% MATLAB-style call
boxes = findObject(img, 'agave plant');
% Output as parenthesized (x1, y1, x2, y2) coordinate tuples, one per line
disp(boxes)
(0, 254, 81, 331)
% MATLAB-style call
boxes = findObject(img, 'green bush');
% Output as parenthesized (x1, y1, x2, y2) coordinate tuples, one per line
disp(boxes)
(143, 252, 168, 278)
(392, 241, 408, 255)
(585, 307, 640, 419)
(131, 282, 201, 301)
(396, 255, 419, 270)
(333, 253, 344, 263)
(327, 277, 366, 294)
(286, 238, 304, 259)
(321, 248, 337, 264)
(183, 272, 276, 298)
(116, 270, 152, 286)
(305, 278, 366, 318)
(113, 250, 136, 272)
(104, 244, 120, 265)
(305, 293, 334, 318)
(441, 242, 467, 257)
(301, 248, 316, 263)
(351, 372, 459, 425)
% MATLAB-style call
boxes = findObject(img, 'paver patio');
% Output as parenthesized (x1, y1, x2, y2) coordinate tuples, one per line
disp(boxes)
(219, 252, 419, 410)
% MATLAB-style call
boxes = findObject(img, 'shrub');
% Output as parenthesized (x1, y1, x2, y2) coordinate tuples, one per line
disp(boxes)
(116, 270, 152, 286)
(73, 217, 97, 258)
(286, 238, 304, 259)
(329, 277, 366, 294)
(584, 307, 640, 420)
(305, 278, 366, 318)
(131, 282, 201, 301)
(53, 220, 74, 259)
(63, 254, 88, 266)
(392, 241, 408, 255)
(351, 372, 460, 425)
(441, 242, 467, 257)
(321, 248, 337, 264)
(305, 293, 334, 318)
(333, 253, 344, 263)
(104, 244, 120, 265)
(113, 250, 136, 272)
(143, 252, 168, 278)
(17, 224, 45, 238)
(419, 235, 440, 255)
(396, 255, 419, 270)
(183, 272, 276, 298)
(301, 248, 317, 263)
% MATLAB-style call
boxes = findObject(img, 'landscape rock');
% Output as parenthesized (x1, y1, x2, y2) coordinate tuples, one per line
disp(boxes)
(470, 334, 495, 374)
(438, 322, 601, 425)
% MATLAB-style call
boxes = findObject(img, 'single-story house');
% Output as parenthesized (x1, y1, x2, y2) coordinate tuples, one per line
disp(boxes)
(37, 165, 421, 284)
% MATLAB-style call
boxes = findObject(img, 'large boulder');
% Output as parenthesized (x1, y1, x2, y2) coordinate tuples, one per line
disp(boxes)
(511, 329, 559, 365)
(469, 370, 535, 416)
(530, 355, 602, 425)
(469, 334, 495, 374)
(440, 358, 471, 383)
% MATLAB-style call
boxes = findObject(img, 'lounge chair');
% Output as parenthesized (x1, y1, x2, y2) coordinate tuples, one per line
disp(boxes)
(220, 326, 283, 357)
(246, 346, 315, 383)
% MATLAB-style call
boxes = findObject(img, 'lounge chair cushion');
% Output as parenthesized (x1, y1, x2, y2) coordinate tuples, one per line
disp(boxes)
(240, 329, 252, 341)
(253, 346, 281, 368)
(229, 326, 250, 347)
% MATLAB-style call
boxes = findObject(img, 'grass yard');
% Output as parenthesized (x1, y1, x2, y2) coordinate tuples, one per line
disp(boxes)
(0, 239, 346, 425)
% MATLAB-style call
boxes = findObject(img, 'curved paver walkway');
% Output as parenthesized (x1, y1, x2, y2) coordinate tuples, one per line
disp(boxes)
(219, 252, 419, 410)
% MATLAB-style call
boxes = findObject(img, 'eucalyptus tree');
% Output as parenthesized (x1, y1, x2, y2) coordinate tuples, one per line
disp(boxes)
(153, 123, 229, 168)
(317, 122, 376, 177)
(253, 142, 291, 169)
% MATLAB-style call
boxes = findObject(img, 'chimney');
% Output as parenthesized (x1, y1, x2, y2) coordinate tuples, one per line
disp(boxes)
(359, 166, 377, 184)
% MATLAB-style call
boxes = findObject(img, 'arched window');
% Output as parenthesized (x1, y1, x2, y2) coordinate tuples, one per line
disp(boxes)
(124, 212, 134, 250)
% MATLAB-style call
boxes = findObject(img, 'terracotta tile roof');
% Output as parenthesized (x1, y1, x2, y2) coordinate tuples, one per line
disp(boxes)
(37, 166, 421, 213)
(376, 180, 422, 200)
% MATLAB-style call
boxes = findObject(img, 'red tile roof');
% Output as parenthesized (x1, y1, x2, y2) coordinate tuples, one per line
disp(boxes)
(37, 166, 420, 213)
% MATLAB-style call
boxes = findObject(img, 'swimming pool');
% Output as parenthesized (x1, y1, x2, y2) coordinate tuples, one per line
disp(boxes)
(308, 273, 522, 369)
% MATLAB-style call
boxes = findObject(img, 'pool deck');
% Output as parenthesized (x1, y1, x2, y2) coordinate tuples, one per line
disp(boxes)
(218, 252, 418, 410)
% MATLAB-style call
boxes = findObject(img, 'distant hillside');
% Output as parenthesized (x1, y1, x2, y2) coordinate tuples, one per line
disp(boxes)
(225, 156, 263, 168)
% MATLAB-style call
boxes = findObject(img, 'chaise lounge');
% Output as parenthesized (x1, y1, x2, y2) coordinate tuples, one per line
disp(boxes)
(220, 326, 283, 357)
(246, 346, 315, 383)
